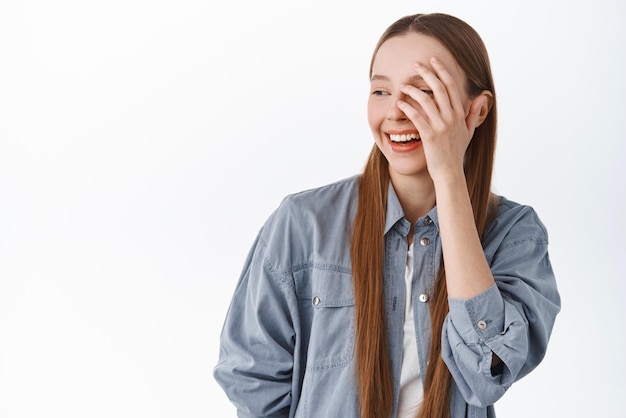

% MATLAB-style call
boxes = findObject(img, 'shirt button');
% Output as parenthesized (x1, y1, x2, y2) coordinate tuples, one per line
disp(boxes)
(313, 296, 321, 306)
(424, 217, 433, 225)
(477, 320, 487, 330)
(419, 293, 429, 303)
(420, 237, 430, 246)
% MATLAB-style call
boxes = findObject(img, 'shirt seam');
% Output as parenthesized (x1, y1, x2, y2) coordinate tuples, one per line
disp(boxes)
(493, 236, 547, 255)
(257, 234, 296, 292)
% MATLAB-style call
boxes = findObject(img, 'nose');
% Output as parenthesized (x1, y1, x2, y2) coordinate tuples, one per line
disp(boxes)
(386, 91, 408, 121)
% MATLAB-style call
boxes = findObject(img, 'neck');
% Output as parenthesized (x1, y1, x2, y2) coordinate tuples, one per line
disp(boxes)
(390, 171, 436, 225)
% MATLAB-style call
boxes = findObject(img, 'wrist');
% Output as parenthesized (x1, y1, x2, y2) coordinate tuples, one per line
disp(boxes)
(431, 167, 467, 191)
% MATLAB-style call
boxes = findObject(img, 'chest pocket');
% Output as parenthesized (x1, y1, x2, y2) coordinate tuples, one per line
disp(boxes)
(294, 267, 355, 371)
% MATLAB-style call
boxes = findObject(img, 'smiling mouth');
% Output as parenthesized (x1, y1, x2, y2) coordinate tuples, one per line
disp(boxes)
(389, 133, 421, 143)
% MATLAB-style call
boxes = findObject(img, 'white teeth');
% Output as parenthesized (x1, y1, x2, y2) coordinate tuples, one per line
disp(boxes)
(389, 133, 419, 143)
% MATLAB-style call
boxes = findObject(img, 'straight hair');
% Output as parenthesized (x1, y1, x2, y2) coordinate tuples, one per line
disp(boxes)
(351, 13, 498, 418)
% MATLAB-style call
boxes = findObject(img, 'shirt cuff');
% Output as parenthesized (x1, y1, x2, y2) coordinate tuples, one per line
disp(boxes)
(448, 284, 505, 342)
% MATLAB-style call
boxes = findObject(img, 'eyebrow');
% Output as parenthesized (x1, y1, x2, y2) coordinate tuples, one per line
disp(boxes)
(370, 74, 425, 83)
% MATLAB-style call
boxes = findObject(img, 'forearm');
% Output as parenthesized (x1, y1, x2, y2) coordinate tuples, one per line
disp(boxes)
(434, 171, 494, 300)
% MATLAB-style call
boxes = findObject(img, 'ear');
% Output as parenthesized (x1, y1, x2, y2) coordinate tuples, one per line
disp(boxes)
(466, 90, 493, 128)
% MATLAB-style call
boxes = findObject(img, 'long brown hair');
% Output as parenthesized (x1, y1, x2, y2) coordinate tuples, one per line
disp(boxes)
(351, 13, 498, 418)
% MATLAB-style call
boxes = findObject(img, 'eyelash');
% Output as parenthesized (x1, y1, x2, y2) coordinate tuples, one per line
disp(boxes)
(371, 89, 434, 96)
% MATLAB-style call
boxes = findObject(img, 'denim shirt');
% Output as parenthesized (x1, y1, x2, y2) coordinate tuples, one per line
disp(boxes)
(214, 176, 560, 418)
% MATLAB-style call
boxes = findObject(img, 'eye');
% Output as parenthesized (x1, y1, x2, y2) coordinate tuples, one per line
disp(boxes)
(371, 90, 390, 96)
(420, 89, 434, 96)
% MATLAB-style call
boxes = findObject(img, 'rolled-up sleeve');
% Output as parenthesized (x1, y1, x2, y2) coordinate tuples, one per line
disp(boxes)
(213, 231, 299, 418)
(442, 206, 561, 407)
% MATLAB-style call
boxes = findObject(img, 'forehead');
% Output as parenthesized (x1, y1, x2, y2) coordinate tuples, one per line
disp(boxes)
(371, 32, 465, 84)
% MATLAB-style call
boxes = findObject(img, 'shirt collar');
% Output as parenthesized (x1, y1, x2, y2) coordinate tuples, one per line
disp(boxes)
(385, 182, 407, 234)
(384, 182, 440, 235)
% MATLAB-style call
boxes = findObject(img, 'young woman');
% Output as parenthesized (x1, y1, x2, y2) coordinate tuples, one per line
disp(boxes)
(214, 13, 560, 418)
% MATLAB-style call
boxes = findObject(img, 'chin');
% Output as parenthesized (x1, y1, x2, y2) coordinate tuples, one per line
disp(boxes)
(388, 162, 429, 178)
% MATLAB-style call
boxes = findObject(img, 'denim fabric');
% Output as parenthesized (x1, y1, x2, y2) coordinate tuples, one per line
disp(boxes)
(214, 176, 560, 418)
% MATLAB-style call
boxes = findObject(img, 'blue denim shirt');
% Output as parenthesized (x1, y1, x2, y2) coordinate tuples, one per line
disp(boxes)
(214, 176, 560, 418)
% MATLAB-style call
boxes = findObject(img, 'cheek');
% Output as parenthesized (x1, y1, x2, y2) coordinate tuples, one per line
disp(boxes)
(366, 102, 377, 130)
(459, 92, 474, 116)
(461, 99, 472, 117)
(367, 100, 384, 131)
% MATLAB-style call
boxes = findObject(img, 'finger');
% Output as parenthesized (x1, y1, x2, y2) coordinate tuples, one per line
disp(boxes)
(429, 57, 464, 116)
(412, 61, 453, 118)
(396, 99, 430, 133)
(399, 84, 438, 123)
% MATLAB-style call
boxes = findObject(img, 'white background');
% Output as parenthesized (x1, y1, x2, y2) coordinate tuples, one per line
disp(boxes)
(1, 0, 625, 417)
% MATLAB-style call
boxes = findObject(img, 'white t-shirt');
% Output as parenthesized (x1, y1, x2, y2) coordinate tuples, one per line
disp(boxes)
(397, 243, 424, 418)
